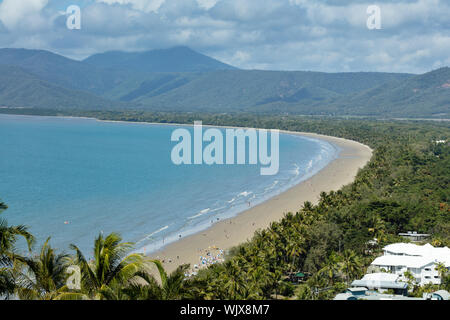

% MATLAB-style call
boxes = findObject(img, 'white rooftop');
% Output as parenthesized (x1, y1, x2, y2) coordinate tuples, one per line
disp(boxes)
(383, 243, 450, 267)
(361, 273, 400, 282)
(372, 255, 435, 268)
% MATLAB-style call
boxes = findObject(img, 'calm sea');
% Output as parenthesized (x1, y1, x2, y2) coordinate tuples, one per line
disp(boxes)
(0, 114, 339, 255)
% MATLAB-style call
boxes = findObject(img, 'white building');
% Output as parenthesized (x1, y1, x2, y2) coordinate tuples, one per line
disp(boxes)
(370, 243, 450, 286)
(398, 231, 430, 242)
(351, 273, 408, 295)
(383, 243, 450, 261)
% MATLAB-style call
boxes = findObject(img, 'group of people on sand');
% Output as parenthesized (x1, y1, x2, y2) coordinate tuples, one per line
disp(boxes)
(185, 246, 225, 277)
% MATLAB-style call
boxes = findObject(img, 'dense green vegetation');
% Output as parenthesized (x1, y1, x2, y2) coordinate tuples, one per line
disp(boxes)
(0, 66, 124, 110)
(105, 70, 413, 114)
(1, 47, 448, 117)
(0, 114, 449, 300)
(333, 67, 450, 118)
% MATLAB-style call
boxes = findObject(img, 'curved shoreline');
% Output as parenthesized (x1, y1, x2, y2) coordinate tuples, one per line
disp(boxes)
(0, 114, 372, 272)
(137, 133, 339, 256)
(150, 130, 373, 273)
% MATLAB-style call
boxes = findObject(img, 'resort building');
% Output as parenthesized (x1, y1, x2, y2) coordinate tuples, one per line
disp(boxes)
(334, 288, 450, 301)
(382, 243, 450, 259)
(350, 273, 408, 295)
(369, 243, 450, 286)
(398, 231, 430, 242)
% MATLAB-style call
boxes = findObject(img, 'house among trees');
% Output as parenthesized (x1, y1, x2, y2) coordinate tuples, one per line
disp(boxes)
(369, 243, 450, 286)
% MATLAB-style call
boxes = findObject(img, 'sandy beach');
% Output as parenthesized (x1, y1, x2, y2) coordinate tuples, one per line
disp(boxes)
(149, 131, 373, 273)
(4, 114, 372, 274)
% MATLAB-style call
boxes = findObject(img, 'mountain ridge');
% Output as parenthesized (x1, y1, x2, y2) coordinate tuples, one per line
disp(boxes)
(0, 65, 124, 110)
(83, 46, 237, 73)
(0, 48, 129, 95)
(0, 47, 448, 118)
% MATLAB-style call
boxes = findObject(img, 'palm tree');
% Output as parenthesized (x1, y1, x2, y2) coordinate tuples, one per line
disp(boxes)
(306, 273, 327, 300)
(237, 247, 268, 299)
(318, 253, 340, 286)
(0, 268, 16, 298)
(0, 201, 34, 298)
(16, 237, 70, 300)
(62, 232, 145, 300)
(339, 250, 362, 286)
(270, 269, 285, 299)
(402, 270, 417, 292)
(435, 262, 448, 288)
(185, 264, 225, 300)
(285, 231, 306, 272)
(368, 215, 387, 243)
(302, 201, 314, 213)
(124, 260, 189, 300)
(220, 259, 255, 300)
(296, 283, 314, 300)
(0, 202, 34, 264)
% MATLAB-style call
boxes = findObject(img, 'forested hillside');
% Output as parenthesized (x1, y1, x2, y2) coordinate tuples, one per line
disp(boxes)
(0, 66, 123, 110)
(0, 47, 448, 118)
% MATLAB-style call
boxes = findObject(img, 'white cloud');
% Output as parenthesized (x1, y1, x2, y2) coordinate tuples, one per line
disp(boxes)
(196, 0, 219, 11)
(95, 0, 166, 13)
(230, 50, 250, 64)
(0, 0, 48, 30)
(365, 51, 394, 66)
(0, 0, 448, 73)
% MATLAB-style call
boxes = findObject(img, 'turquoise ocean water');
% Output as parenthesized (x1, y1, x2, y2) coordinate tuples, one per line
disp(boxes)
(0, 114, 339, 255)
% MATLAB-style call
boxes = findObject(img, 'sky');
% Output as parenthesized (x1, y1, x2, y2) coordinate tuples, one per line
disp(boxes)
(0, 0, 449, 73)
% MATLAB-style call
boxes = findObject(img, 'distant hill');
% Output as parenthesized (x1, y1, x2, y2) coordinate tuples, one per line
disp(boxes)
(0, 65, 122, 110)
(83, 46, 237, 73)
(0, 47, 448, 118)
(0, 48, 127, 95)
(330, 67, 450, 117)
(109, 70, 413, 113)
